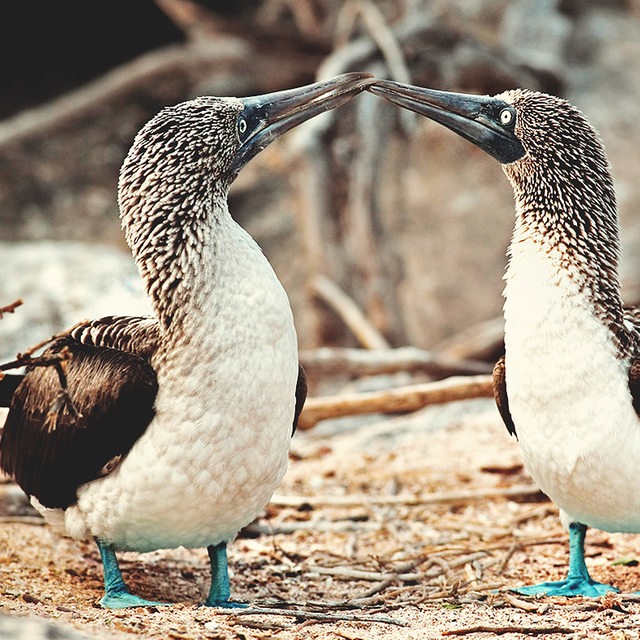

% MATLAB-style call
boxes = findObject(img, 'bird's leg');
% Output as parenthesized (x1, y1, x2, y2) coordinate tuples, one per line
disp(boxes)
(96, 540, 169, 608)
(514, 522, 618, 597)
(204, 542, 246, 608)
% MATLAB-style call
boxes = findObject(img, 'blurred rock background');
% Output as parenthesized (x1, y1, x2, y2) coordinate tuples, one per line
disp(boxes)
(1, 0, 639, 373)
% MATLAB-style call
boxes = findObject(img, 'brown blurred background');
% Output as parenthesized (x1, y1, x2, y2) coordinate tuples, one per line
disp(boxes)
(1, 0, 639, 376)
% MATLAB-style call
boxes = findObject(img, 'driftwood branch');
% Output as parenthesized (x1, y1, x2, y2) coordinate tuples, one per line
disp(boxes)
(297, 374, 494, 429)
(442, 626, 575, 637)
(299, 345, 492, 379)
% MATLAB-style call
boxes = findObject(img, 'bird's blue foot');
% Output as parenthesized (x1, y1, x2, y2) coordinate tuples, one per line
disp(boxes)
(99, 589, 170, 609)
(204, 542, 247, 608)
(514, 577, 617, 598)
(96, 540, 170, 609)
(512, 522, 617, 598)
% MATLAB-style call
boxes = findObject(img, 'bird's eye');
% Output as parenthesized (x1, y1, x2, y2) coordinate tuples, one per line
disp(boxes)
(500, 108, 514, 126)
(237, 117, 248, 138)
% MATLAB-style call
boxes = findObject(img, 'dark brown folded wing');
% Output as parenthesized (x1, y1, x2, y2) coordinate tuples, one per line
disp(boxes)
(292, 364, 307, 435)
(0, 316, 159, 509)
(493, 355, 516, 438)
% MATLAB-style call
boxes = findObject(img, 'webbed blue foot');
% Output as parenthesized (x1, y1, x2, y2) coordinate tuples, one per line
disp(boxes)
(204, 542, 247, 608)
(514, 577, 617, 598)
(512, 522, 617, 598)
(96, 540, 170, 609)
(99, 590, 170, 609)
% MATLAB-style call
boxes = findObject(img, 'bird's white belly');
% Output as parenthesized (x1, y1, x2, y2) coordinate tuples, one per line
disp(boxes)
(62, 230, 299, 552)
(65, 337, 296, 551)
(504, 246, 640, 533)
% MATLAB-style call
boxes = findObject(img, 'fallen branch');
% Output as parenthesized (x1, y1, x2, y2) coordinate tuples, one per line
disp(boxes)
(310, 274, 390, 350)
(443, 626, 575, 637)
(501, 592, 541, 612)
(220, 606, 408, 627)
(297, 374, 494, 429)
(271, 483, 540, 508)
(299, 346, 492, 379)
(0, 323, 79, 377)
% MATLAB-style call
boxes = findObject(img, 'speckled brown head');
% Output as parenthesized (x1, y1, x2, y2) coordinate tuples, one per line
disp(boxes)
(369, 81, 633, 353)
(119, 72, 375, 255)
(116, 73, 374, 324)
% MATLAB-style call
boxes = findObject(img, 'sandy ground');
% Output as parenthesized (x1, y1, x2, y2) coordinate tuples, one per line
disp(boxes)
(2, 399, 640, 639)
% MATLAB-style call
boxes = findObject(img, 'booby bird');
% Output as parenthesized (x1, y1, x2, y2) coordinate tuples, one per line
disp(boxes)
(0, 72, 373, 608)
(370, 80, 640, 597)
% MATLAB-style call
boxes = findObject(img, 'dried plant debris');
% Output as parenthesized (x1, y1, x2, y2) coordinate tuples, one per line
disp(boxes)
(3, 400, 640, 638)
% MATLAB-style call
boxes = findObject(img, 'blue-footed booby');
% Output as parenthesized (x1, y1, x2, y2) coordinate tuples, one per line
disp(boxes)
(0, 72, 373, 608)
(370, 80, 640, 597)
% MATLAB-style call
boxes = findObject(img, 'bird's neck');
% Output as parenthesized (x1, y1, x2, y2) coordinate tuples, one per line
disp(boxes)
(123, 194, 253, 334)
(504, 169, 633, 355)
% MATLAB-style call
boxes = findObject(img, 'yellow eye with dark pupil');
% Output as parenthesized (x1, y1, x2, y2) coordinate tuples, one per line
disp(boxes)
(500, 109, 513, 126)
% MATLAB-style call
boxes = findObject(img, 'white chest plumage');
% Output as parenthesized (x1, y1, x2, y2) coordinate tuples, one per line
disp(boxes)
(503, 236, 640, 533)
(64, 218, 298, 552)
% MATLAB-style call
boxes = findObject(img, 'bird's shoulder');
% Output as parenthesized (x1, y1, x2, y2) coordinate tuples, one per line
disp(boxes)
(68, 315, 160, 360)
(0, 316, 160, 509)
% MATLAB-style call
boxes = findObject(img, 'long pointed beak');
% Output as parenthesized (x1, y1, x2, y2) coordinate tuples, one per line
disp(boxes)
(370, 80, 525, 164)
(230, 72, 374, 176)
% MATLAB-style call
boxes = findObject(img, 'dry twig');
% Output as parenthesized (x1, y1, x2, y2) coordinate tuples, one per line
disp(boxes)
(501, 592, 541, 612)
(443, 626, 575, 636)
(0, 324, 88, 426)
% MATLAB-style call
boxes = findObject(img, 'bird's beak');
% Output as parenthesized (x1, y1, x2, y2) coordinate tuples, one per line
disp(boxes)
(369, 80, 525, 164)
(230, 72, 375, 176)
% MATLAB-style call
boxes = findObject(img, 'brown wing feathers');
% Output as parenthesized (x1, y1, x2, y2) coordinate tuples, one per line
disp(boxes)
(292, 364, 307, 435)
(0, 317, 159, 509)
(493, 355, 517, 438)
